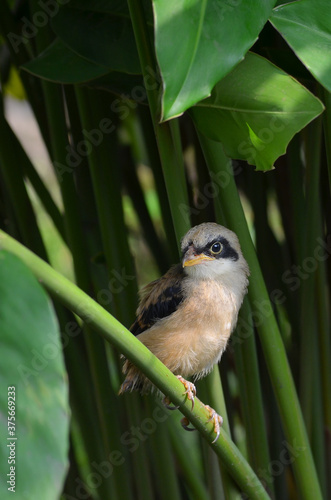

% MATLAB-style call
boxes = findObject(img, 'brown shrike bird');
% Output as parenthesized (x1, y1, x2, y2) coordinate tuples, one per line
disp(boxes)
(119, 222, 249, 442)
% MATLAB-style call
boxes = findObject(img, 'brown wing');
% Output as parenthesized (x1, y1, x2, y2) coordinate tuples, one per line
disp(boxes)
(130, 264, 185, 336)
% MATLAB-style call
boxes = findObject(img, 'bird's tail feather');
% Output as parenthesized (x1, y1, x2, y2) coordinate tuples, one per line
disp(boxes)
(118, 359, 146, 394)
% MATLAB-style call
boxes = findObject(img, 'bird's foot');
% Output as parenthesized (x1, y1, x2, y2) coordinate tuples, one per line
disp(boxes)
(204, 404, 223, 443)
(180, 404, 223, 440)
(162, 375, 196, 410)
(176, 375, 196, 409)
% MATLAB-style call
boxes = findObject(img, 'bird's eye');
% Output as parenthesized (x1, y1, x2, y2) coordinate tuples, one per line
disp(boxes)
(210, 242, 223, 255)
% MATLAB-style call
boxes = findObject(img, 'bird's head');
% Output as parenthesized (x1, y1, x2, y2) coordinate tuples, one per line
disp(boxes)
(181, 223, 249, 285)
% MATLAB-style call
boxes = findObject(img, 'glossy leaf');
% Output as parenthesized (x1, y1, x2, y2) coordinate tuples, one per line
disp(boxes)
(153, 0, 276, 120)
(270, 0, 331, 92)
(191, 53, 324, 171)
(51, 6, 141, 73)
(22, 39, 146, 97)
(0, 251, 69, 500)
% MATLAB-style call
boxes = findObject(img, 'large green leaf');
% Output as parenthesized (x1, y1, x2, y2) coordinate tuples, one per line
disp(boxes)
(153, 0, 276, 120)
(270, 0, 331, 92)
(0, 251, 69, 500)
(51, 6, 141, 73)
(191, 52, 324, 171)
(22, 39, 146, 97)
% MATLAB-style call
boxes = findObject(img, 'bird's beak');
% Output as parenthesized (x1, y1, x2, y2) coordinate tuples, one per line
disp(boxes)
(182, 248, 213, 267)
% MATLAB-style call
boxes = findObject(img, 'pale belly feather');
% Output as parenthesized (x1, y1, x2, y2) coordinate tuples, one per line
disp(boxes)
(137, 280, 239, 378)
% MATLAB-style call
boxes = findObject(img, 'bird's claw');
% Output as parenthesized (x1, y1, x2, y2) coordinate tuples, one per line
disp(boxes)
(205, 404, 223, 443)
(180, 416, 196, 432)
(162, 396, 179, 410)
(176, 375, 196, 409)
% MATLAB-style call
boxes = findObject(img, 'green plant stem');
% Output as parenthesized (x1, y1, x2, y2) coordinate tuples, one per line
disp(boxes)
(0, 115, 48, 259)
(300, 121, 322, 432)
(168, 424, 209, 500)
(56, 309, 117, 500)
(145, 400, 182, 500)
(233, 299, 274, 497)
(74, 87, 137, 324)
(322, 90, 331, 193)
(299, 120, 327, 495)
(197, 133, 322, 500)
(127, 0, 190, 244)
(1, 117, 65, 242)
(138, 106, 178, 263)
(198, 369, 241, 500)
(315, 250, 331, 430)
(0, 229, 270, 500)
(124, 394, 155, 500)
(123, 147, 170, 273)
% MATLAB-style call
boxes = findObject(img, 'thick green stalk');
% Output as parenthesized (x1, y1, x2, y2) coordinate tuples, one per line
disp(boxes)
(299, 120, 327, 494)
(315, 253, 331, 430)
(299, 121, 322, 432)
(123, 149, 170, 274)
(127, 0, 190, 243)
(168, 424, 209, 500)
(198, 369, 241, 500)
(56, 309, 117, 500)
(322, 90, 331, 193)
(319, 92, 331, 430)
(137, 106, 178, 263)
(145, 400, 182, 500)
(41, 80, 90, 289)
(124, 395, 155, 500)
(197, 133, 322, 500)
(74, 87, 137, 324)
(0, 230, 271, 500)
(233, 299, 274, 497)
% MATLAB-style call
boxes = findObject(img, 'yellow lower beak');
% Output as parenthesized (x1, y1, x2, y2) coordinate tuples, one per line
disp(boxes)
(183, 254, 214, 267)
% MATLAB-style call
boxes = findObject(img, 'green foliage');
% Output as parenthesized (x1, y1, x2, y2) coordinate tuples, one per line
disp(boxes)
(0, 251, 69, 500)
(191, 52, 324, 171)
(153, 0, 276, 119)
(271, 0, 331, 92)
(0, 0, 330, 499)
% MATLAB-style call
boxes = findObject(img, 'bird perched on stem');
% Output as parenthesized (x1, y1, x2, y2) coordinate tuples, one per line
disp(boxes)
(119, 222, 249, 442)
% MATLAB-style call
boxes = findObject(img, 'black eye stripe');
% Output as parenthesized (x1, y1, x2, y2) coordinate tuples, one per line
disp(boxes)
(205, 237, 239, 261)
(181, 236, 239, 261)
